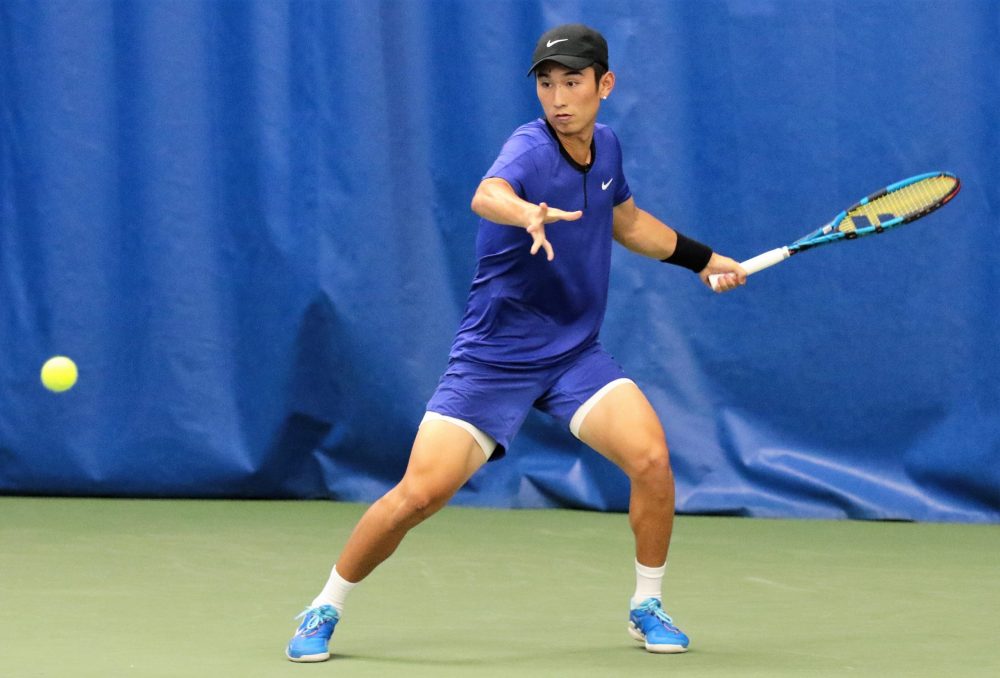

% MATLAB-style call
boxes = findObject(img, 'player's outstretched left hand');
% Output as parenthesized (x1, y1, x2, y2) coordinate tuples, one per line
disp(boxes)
(699, 253, 747, 292)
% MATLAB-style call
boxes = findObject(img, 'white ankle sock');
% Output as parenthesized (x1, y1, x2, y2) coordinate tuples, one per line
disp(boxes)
(631, 559, 666, 609)
(310, 565, 357, 615)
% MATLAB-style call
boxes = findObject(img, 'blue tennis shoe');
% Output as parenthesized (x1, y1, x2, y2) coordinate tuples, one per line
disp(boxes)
(286, 604, 339, 662)
(628, 598, 689, 653)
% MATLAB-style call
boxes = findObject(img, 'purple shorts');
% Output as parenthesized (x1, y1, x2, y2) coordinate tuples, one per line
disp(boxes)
(425, 342, 630, 460)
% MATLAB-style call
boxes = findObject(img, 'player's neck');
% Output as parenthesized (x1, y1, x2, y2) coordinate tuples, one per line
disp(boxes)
(553, 127, 594, 166)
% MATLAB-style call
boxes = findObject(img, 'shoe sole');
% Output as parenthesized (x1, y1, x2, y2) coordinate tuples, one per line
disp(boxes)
(286, 650, 331, 663)
(628, 622, 688, 654)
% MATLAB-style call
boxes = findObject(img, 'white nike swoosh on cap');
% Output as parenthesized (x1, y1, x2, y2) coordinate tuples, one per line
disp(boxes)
(546, 38, 569, 47)
(602, 178, 614, 190)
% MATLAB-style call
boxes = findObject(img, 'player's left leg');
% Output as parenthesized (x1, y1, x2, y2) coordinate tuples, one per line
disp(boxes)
(576, 381, 690, 653)
(577, 381, 673, 569)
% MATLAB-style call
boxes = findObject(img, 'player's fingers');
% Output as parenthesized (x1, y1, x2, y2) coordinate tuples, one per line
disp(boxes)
(545, 209, 583, 223)
(720, 272, 741, 291)
(707, 272, 739, 292)
(530, 234, 554, 260)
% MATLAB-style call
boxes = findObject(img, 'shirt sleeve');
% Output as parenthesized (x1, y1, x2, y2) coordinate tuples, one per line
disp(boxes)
(612, 132, 632, 206)
(483, 130, 547, 200)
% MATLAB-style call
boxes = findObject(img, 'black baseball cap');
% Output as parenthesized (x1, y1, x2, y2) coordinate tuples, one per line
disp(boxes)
(527, 24, 609, 76)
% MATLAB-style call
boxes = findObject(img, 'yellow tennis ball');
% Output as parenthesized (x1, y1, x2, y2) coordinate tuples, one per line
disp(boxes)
(41, 356, 78, 392)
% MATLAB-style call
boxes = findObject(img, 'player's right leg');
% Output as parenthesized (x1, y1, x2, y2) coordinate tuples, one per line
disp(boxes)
(335, 417, 488, 583)
(286, 418, 489, 662)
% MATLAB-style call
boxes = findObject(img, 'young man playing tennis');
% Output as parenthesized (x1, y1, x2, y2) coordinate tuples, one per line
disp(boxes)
(287, 23, 746, 662)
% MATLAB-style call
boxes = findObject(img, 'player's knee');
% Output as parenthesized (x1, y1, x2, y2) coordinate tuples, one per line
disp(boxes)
(395, 482, 449, 524)
(625, 441, 672, 485)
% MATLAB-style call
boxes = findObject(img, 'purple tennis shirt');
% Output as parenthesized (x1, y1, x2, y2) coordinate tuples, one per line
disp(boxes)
(450, 118, 632, 366)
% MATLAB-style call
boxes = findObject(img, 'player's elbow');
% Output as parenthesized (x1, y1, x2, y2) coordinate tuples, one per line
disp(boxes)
(470, 188, 486, 216)
(470, 182, 496, 218)
(611, 215, 640, 248)
(471, 178, 515, 218)
(612, 226, 640, 252)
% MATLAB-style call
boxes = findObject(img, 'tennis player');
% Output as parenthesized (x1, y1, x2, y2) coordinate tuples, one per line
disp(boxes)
(287, 23, 746, 662)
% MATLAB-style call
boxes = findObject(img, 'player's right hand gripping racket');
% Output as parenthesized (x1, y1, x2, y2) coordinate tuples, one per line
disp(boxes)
(709, 172, 961, 290)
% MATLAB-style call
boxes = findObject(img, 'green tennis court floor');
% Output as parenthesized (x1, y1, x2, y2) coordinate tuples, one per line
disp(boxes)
(1, 497, 997, 677)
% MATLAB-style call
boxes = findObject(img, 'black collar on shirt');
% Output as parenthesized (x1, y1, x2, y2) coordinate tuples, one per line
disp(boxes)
(544, 119, 596, 173)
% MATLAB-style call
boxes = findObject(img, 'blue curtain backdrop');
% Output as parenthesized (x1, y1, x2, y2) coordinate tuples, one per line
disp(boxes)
(1, 0, 997, 522)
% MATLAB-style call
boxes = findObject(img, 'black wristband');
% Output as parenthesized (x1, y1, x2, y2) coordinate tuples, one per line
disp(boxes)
(661, 232, 713, 272)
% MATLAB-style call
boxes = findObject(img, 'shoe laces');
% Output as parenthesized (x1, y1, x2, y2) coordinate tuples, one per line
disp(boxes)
(295, 605, 338, 631)
(635, 598, 678, 629)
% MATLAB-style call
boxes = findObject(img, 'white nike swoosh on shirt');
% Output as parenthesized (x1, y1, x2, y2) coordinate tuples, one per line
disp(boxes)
(602, 178, 614, 190)
(546, 38, 569, 47)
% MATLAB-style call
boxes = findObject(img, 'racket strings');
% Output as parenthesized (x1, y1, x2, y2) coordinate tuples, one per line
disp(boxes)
(840, 175, 957, 233)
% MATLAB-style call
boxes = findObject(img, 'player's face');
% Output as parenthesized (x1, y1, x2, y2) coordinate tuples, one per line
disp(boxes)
(535, 63, 612, 138)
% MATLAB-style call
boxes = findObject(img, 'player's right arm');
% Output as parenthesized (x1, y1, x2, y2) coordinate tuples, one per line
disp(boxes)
(470, 177, 582, 261)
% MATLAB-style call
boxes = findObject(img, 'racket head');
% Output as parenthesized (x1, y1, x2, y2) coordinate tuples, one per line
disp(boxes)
(791, 172, 960, 252)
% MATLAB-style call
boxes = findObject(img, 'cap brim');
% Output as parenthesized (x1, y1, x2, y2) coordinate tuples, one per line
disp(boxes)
(527, 54, 594, 76)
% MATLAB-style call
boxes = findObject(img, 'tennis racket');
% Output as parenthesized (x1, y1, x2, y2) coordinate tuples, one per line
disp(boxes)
(709, 171, 961, 290)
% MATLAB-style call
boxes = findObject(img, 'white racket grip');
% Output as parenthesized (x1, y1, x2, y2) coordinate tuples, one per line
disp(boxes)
(709, 247, 790, 291)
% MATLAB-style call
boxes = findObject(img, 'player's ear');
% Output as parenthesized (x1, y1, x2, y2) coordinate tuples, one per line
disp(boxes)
(599, 70, 615, 100)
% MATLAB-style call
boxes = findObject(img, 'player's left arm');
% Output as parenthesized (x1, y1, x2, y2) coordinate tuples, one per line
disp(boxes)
(612, 197, 746, 292)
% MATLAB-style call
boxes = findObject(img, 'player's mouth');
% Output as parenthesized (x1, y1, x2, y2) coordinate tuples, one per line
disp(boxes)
(554, 113, 572, 123)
